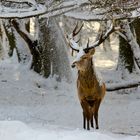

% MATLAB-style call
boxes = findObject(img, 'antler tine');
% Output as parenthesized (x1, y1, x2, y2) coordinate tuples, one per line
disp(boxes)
(84, 38, 90, 53)
(76, 38, 80, 43)
(86, 38, 90, 48)
(72, 22, 79, 36)
(84, 22, 118, 52)
(69, 42, 79, 52)
(73, 23, 84, 37)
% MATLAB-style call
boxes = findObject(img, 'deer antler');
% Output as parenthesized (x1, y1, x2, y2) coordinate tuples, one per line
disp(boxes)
(72, 22, 84, 37)
(84, 23, 120, 53)
(66, 22, 84, 52)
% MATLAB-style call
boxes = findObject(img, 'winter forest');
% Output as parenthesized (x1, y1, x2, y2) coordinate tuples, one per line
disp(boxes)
(0, 0, 140, 140)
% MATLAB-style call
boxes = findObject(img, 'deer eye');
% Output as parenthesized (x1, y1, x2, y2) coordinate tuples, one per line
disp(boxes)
(84, 49, 89, 53)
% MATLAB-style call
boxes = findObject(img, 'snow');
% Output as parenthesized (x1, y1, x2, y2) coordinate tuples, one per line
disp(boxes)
(0, 1, 47, 19)
(0, 0, 140, 20)
(73, 47, 84, 62)
(0, 121, 139, 140)
(0, 36, 140, 139)
(69, 37, 80, 50)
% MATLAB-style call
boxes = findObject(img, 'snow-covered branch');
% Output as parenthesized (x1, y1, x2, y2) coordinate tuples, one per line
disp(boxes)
(0, 0, 47, 19)
(65, 8, 140, 21)
(0, 0, 88, 19)
(0, 0, 140, 20)
(11, 19, 37, 55)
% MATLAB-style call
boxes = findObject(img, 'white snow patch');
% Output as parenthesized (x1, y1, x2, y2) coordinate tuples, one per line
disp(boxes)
(73, 47, 85, 62)
(0, 121, 139, 140)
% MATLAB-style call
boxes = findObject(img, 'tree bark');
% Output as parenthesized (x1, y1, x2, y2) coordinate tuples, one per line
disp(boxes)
(117, 35, 135, 74)
(3, 21, 21, 61)
(39, 18, 72, 81)
(121, 21, 140, 70)
(117, 20, 139, 77)
(11, 19, 42, 73)
(131, 18, 140, 46)
(11, 18, 72, 81)
(100, 21, 111, 52)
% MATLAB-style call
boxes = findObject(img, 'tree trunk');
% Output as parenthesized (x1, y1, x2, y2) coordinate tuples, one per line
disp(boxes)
(11, 18, 72, 81)
(11, 19, 42, 73)
(3, 21, 20, 61)
(39, 18, 72, 81)
(132, 18, 140, 46)
(101, 21, 111, 52)
(0, 21, 3, 59)
(117, 35, 135, 74)
(117, 20, 138, 78)
(121, 21, 140, 71)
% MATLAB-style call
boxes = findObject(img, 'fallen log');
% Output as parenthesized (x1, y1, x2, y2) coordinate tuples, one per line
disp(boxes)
(106, 81, 140, 91)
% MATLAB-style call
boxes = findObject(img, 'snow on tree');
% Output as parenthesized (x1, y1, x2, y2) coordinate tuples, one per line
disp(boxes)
(0, 0, 140, 88)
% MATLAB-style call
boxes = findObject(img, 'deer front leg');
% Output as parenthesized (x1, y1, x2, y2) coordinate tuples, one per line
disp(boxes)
(90, 117, 94, 128)
(83, 112, 86, 129)
(81, 100, 91, 130)
(94, 100, 101, 129)
(94, 112, 99, 129)
(87, 118, 90, 130)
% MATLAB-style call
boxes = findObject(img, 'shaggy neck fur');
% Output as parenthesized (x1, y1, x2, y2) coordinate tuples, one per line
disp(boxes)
(78, 58, 98, 88)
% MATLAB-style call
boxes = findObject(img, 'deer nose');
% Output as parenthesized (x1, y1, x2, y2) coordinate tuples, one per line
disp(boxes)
(71, 62, 76, 68)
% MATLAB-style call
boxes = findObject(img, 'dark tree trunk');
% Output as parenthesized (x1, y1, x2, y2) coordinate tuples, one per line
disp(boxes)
(132, 18, 140, 46)
(101, 21, 111, 51)
(11, 18, 71, 81)
(39, 18, 52, 77)
(11, 19, 42, 73)
(3, 21, 21, 62)
(117, 35, 135, 73)
(39, 18, 72, 81)
(117, 21, 136, 77)
(25, 20, 30, 33)
(0, 21, 3, 59)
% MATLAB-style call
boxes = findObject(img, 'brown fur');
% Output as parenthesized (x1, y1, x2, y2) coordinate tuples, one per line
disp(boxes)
(73, 48, 106, 130)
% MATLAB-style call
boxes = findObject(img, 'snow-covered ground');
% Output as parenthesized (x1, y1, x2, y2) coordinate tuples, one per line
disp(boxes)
(0, 121, 139, 140)
(0, 45, 140, 139)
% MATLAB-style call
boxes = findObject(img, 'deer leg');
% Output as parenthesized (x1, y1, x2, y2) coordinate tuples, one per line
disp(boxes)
(81, 100, 90, 130)
(94, 100, 101, 129)
(87, 119, 90, 130)
(94, 112, 99, 129)
(83, 112, 86, 129)
(90, 117, 94, 128)
(86, 111, 91, 130)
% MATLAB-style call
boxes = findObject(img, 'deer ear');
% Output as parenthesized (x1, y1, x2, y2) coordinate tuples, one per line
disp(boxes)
(89, 48, 95, 56)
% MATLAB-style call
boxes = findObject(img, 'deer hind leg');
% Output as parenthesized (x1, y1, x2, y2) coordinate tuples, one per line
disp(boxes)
(94, 100, 101, 129)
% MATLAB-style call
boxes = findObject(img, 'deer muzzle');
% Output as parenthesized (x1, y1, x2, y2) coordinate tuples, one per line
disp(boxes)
(71, 62, 76, 68)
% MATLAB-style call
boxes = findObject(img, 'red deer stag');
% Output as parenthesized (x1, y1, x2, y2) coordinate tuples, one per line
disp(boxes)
(66, 22, 119, 130)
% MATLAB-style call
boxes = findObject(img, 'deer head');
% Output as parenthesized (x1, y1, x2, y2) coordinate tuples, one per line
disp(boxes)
(71, 40, 95, 71)
(66, 22, 120, 71)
